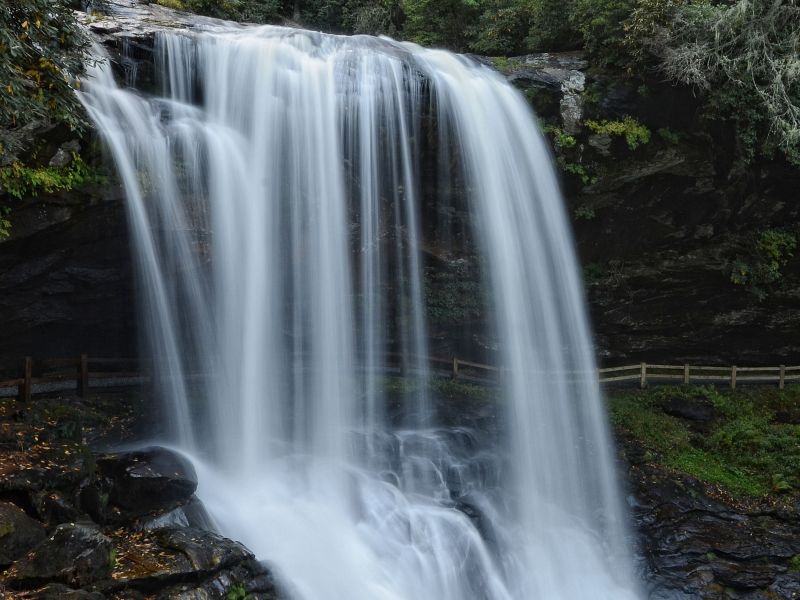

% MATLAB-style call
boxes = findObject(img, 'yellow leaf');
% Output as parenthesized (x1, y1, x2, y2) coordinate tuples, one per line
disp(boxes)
(21, 20, 28, 29)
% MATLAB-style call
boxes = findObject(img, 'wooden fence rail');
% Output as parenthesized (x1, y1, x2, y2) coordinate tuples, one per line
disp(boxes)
(449, 359, 799, 390)
(1, 355, 798, 401)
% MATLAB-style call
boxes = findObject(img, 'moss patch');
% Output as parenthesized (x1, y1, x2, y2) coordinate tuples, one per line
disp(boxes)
(609, 385, 800, 500)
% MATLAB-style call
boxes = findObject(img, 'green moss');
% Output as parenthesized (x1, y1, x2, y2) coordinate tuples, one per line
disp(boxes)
(585, 116, 651, 150)
(489, 56, 510, 72)
(609, 385, 800, 499)
(668, 448, 766, 497)
(226, 582, 250, 600)
(789, 555, 800, 573)
(0, 521, 15, 537)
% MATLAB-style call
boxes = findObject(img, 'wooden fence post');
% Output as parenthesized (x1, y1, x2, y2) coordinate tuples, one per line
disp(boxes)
(77, 354, 89, 397)
(18, 356, 32, 402)
(683, 364, 690, 385)
(779, 365, 785, 390)
(452, 357, 459, 380)
(731, 365, 737, 390)
(640, 362, 647, 389)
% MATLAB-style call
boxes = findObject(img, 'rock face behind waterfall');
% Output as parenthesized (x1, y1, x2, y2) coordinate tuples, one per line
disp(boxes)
(1, 0, 798, 372)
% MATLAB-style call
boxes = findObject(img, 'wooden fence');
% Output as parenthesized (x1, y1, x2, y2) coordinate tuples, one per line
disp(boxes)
(0, 355, 144, 402)
(1, 355, 798, 402)
(451, 359, 800, 390)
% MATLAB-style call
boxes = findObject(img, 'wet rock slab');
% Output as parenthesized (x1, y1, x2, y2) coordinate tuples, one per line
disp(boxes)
(627, 460, 800, 598)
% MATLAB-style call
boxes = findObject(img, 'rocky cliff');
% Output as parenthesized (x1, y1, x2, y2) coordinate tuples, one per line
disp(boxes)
(1, 0, 798, 374)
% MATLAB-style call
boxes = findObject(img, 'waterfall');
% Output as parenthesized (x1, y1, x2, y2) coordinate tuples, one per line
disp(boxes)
(80, 23, 641, 600)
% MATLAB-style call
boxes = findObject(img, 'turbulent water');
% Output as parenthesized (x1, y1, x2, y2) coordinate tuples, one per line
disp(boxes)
(81, 21, 641, 600)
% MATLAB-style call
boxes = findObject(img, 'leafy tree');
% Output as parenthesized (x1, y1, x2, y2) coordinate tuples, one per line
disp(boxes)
(402, 0, 480, 50)
(526, 0, 579, 51)
(572, 0, 636, 67)
(656, 0, 800, 165)
(0, 0, 90, 152)
(469, 0, 532, 55)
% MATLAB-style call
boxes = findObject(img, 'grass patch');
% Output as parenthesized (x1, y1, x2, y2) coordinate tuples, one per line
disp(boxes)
(609, 385, 800, 499)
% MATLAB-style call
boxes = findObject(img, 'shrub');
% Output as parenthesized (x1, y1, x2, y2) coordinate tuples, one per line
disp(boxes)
(585, 116, 651, 149)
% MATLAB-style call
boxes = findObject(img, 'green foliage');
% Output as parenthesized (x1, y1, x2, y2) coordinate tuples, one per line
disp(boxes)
(574, 204, 596, 220)
(226, 583, 251, 600)
(0, 154, 98, 200)
(622, 0, 684, 65)
(469, 1, 532, 55)
(526, 0, 578, 51)
(402, 0, 479, 50)
(658, 0, 800, 165)
(729, 228, 797, 297)
(0, 207, 11, 239)
(572, 0, 636, 67)
(790, 555, 800, 573)
(585, 116, 651, 149)
(0, 153, 102, 239)
(557, 157, 595, 185)
(656, 127, 680, 144)
(0, 0, 90, 135)
(545, 126, 577, 149)
(609, 385, 800, 498)
(155, 0, 187, 10)
(489, 56, 510, 72)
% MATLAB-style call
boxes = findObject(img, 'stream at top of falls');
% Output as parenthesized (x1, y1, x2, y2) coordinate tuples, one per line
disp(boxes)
(79, 21, 642, 600)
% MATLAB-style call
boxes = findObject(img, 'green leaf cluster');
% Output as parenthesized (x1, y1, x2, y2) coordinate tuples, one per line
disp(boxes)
(0, 154, 99, 200)
(729, 228, 797, 297)
(0, 0, 90, 135)
(585, 116, 651, 150)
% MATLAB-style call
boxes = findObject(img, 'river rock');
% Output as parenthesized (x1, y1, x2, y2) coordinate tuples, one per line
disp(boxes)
(8, 523, 114, 589)
(0, 501, 46, 565)
(659, 394, 717, 429)
(95, 446, 197, 514)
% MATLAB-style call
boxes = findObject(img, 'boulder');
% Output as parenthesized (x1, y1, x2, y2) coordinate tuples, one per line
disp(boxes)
(8, 523, 115, 589)
(98, 527, 256, 593)
(96, 447, 197, 515)
(155, 559, 279, 599)
(659, 394, 717, 428)
(0, 501, 46, 565)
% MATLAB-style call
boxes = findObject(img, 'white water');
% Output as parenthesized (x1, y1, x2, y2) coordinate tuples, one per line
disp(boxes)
(81, 23, 641, 600)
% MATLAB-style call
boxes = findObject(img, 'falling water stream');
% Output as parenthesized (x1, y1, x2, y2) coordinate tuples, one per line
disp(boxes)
(81, 20, 641, 600)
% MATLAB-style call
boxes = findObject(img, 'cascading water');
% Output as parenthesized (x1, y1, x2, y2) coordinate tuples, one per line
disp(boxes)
(80, 19, 641, 600)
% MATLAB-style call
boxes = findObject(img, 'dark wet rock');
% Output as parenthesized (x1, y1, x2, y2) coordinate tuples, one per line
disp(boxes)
(659, 394, 717, 429)
(0, 200, 136, 376)
(96, 527, 258, 594)
(8, 523, 114, 589)
(132, 496, 214, 532)
(17, 583, 106, 599)
(153, 528, 252, 572)
(95, 446, 197, 515)
(0, 501, 46, 565)
(154, 558, 279, 599)
(625, 459, 800, 598)
(32, 490, 83, 526)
